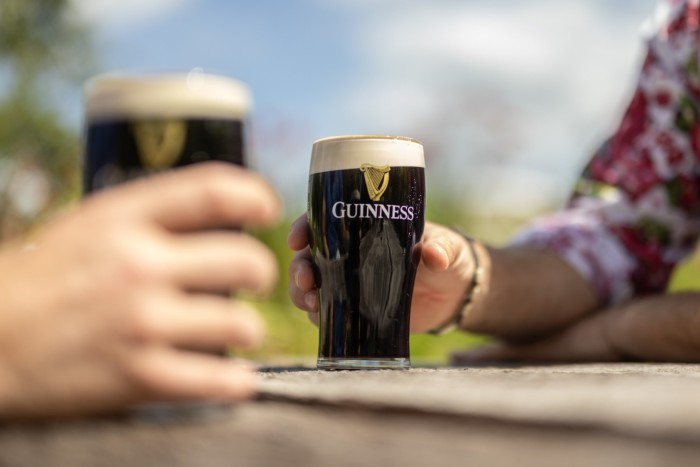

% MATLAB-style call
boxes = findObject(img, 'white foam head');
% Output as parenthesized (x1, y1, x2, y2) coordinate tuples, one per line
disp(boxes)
(310, 135, 424, 174)
(84, 71, 252, 122)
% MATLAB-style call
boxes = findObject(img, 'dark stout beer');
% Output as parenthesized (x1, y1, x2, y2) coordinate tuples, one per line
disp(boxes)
(83, 72, 251, 193)
(308, 135, 425, 370)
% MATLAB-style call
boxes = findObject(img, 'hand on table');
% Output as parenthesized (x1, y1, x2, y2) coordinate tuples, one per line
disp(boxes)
(0, 162, 281, 418)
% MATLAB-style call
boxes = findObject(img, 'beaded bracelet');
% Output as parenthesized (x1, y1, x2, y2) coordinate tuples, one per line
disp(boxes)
(427, 230, 484, 335)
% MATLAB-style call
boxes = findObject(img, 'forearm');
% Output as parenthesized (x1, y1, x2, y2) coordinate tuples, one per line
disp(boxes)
(461, 244, 598, 340)
(601, 292, 700, 362)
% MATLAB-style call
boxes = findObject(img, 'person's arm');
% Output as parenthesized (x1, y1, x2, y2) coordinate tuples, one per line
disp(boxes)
(453, 292, 700, 363)
(456, 242, 598, 340)
(0, 162, 281, 419)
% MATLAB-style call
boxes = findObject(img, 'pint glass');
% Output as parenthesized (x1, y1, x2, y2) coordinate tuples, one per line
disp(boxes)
(308, 135, 426, 370)
(82, 71, 251, 193)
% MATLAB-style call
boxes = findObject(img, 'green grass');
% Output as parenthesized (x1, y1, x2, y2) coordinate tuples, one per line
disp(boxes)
(668, 253, 700, 292)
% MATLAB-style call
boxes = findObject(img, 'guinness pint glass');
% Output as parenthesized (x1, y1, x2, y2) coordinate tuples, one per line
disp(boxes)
(83, 71, 251, 193)
(308, 135, 425, 370)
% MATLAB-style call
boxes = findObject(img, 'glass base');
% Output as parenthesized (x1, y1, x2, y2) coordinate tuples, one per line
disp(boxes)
(317, 357, 410, 370)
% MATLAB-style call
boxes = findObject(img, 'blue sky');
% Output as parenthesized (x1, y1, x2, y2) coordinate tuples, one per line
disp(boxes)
(73, 0, 660, 231)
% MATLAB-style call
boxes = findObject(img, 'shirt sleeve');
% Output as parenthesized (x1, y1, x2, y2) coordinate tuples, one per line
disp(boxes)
(511, 0, 700, 305)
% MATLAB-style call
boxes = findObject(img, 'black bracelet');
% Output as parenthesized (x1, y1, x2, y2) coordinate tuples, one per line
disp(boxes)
(427, 229, 484, 336)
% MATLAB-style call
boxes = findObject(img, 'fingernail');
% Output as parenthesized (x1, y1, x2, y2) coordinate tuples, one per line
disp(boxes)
(436, 243, 448, 261)
(294, 266, 303, 288)
(428, 241, 448, 264)
(304, 291, 317, 311)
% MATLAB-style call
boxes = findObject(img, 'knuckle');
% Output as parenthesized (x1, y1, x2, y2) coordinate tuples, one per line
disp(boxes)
(201, 164, 278, 221)
(288, 283, 309, 310)
(297, 263, 317, 291)
(111, 241, 167, 287)
(118, 351, 160, 393)
(127, 367, 166, 396)
(291, 248, 312, 265)
(122, 303, 163, 343)
(198, 179, 233, 220)
(121, 257, 159, 286)
(288, 281, 303, 306)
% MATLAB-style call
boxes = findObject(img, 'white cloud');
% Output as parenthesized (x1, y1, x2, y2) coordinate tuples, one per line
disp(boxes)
(73, 0, 191, 29)
(340, 80, 440, 134)
(371, 6, 554, 80)
(332, 0, 658, 214)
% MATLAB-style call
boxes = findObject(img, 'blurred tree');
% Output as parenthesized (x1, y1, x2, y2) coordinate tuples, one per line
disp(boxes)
(0, 0, 94, 239)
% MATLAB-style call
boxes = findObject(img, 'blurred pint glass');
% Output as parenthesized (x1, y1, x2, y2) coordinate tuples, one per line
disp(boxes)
(308, 135, 426, 370)
(82, 71, 251, 193)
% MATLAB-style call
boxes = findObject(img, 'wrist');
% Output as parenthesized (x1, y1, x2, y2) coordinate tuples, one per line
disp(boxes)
(428, 231, 485, 335)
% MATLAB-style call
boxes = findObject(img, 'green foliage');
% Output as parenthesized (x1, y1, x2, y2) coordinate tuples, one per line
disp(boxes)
(0, 96, 80, 198)
(0, 0, 94, 238)
(0, 0, 93, 87)
(246, 220, 320, 362)
(668, 253, 700, 292)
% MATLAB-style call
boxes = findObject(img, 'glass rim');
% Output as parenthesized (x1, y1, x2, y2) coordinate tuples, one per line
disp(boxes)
(313, 134, 423, 147)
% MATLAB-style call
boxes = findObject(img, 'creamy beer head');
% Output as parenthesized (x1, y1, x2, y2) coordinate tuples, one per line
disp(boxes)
(310, 135, 424, 175)
(84, 71, 252, 123)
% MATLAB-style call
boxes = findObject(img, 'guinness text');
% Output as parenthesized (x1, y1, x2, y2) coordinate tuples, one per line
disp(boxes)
(331, 201, 415, 220)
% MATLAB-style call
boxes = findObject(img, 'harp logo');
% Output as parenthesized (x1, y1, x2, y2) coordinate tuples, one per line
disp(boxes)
(360, 163, 390, 201)
(330, 163, 414, 221)
(132, 120, 187, 169)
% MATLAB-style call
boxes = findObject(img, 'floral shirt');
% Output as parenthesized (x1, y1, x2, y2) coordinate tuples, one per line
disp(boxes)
(512, 0, 700, 305)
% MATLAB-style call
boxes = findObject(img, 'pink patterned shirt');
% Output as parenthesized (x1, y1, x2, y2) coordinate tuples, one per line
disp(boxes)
(512, 0, 700, 305)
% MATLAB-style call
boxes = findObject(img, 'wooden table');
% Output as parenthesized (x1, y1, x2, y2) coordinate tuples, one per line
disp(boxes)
(2, 363, 700, 467)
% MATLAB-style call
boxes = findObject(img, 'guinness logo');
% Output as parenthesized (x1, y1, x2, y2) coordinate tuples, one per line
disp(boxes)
(132, 120, 186, 169)
(360, 163, 390, 201)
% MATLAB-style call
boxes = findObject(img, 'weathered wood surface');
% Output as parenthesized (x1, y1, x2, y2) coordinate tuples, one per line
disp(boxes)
(2, 364, 700, 467)
(260, 364, 700, 441)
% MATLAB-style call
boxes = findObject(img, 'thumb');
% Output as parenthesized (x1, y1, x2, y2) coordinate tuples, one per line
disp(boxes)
(420, 223, 472, 273)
